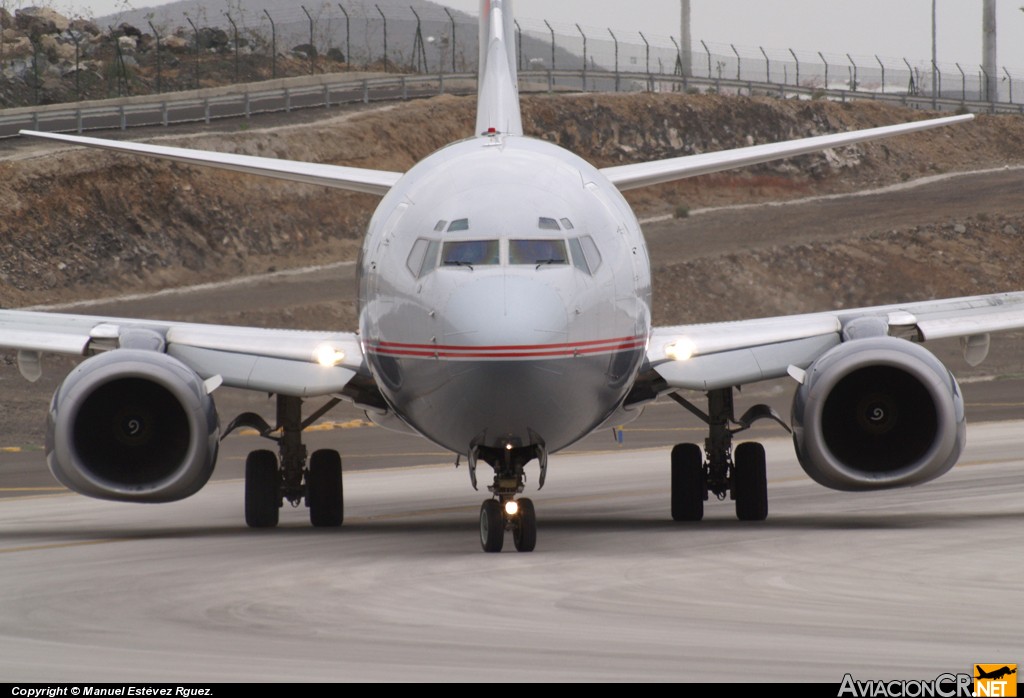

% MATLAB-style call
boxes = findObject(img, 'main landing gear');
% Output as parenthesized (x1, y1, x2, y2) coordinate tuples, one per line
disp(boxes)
(225, 395, 344, 529)
(667, 387, 788, 522)
(469, 443, 545, 552)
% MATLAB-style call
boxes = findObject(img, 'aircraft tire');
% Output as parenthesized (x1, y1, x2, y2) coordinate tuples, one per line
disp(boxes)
(308, 449, 344, 527)
(512, 498, 537, 552)
(480, 499, 504, 552)
(734, 442, 768, 521)
(245, 450, 280, 528)
(671, 443, 704, 521)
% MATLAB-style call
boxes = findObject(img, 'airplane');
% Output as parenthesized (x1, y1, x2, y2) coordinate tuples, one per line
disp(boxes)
(976, 667, 1017, 681)
(4, 0, 1024, 553)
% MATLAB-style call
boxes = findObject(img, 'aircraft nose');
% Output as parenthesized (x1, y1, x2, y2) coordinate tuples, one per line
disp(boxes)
(442, 274, 569, 349)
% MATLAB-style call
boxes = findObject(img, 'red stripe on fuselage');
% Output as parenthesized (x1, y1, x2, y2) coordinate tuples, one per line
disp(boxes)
(366, 336, 646, 359)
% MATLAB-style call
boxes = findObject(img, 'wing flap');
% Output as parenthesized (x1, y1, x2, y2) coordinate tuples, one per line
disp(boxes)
(20, 130, 402, 196)
(601, 114, 973, 192)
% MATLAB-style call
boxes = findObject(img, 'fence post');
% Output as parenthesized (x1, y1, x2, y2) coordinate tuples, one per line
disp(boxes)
(904, 58, 917, 95)
(789, 48, 799, 87)
(514, 20, 522, 72)
(161, 102, 168, 127)
(401, 75, 407, 100)
(979, 64, 990, 102)
(955, 63, 965, 103)
(543, 20, 555, 71)
(847, 54, 858, 92)
(730, 44, 740, 81)
(203, 99, 209, 124)
(444, 7, 456, 72)
(185, 15, 199, 89)
(1005, 67, 1013, 104)
(608, 29, 619, 92)
(410, 7, 428, 74)
(264, 9, 277, 79)
(324, 84, 330, 108)
(640, 31, 651, 76)
(931, 61, 941, 107)
(146, 22, 161, 94)
(700, 40, 711, 79)
(337, 4, 350, 69)
(576, 24, 586, 90)
(817, 52, 830, 91)
(225, 13, 239, 83)
(301, 6, 315, 75)
(71, 30, 83, 99)
(120, 105, 126, 129)
(76, 109, 82, 133)
(376, 4, 389, 72)
(875, 55, 885, 94)
(363, 79, 369, 103)
(759, 46, 769, 83)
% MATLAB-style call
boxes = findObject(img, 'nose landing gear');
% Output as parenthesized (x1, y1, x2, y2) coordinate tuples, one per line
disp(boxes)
(470, 443, 543, 552)
(479, 496, 537, 552)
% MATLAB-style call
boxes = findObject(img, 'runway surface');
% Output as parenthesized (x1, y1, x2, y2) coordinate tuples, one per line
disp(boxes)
(1, 421, 1020, 682)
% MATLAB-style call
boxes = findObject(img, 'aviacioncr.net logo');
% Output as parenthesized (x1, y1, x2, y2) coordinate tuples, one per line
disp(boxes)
(838, 673, 974, 697)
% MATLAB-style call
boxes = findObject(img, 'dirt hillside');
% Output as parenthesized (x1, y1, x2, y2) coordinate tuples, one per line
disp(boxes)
(1, 92, 1024, 320)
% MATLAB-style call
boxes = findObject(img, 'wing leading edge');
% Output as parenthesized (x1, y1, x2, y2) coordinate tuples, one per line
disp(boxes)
(19, 130, 402, 196)
(600, 113, 974, 191)
(648, 292, 1024, 392)
(0, 309, 368, 398)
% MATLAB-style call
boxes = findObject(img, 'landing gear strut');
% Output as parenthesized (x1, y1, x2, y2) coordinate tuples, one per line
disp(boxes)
(470, 443, 543, 552)
(667, 388, 786, 522)
(226, 395, 344, 529)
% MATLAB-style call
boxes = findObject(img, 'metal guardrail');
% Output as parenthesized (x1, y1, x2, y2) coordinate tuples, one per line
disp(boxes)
(0, 73, 477, 138)
(2, 68, 1021, 140)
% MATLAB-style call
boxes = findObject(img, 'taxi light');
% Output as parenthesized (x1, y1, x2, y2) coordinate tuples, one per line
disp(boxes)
(313, 343, 345, 367)
(504, 500, 519, 516)
(665, 338, 696, 361)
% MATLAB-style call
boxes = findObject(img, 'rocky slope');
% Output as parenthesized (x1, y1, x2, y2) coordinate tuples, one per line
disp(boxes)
(2, 91, 1024, 322)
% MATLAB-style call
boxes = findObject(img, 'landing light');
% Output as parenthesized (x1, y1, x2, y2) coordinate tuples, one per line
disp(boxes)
(665, 338, 696, 361)
(504, 500, 519, 516)
(313, 343, 346, 367)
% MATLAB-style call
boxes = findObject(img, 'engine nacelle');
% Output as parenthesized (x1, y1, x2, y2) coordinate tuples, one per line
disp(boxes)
(46, 350, 220, 503)
(792, 336, 965, 491)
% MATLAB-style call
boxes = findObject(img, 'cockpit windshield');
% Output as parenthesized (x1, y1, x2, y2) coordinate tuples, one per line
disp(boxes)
(509, 239, 568, 266)
(442, 240, 500, 267)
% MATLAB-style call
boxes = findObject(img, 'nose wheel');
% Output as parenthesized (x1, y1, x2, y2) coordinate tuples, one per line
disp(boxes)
(479, 497, 537, 552)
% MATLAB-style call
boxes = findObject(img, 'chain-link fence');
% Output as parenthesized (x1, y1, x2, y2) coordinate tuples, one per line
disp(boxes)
(1, 2, 1021, 110)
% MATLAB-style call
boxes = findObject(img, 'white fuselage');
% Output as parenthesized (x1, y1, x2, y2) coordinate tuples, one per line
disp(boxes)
(359, 133, 652, 454)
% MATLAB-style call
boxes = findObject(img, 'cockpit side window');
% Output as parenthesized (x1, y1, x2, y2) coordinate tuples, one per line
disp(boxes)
(579, 235, 602, 272)
(538, 217, 561, 231)
(407, 238, 430, 277)
(434, 220, 448, 232)
(509, 239, 567, 266)
(442, 240, 500, 266)
(447, 218, 470, 232)
(419, 240, 442, 276)
(568, 237, 590, 275)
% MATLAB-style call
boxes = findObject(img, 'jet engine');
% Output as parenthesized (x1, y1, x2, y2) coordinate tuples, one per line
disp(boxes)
(46, 350, 220, 503)
(791, 336, 965, 491)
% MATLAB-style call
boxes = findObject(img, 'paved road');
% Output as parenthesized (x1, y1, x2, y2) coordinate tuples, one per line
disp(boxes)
(0, 422, 1020, 682)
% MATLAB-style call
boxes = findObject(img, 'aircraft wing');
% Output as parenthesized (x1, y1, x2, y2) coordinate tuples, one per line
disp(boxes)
(647, 291, 1024, 391)
(600, 114, 973, 192)
(19, 130, 402, 196)
(0, 309, 371, 399)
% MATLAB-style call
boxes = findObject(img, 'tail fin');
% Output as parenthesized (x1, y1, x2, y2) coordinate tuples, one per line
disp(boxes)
(476, 0, 523, 136)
